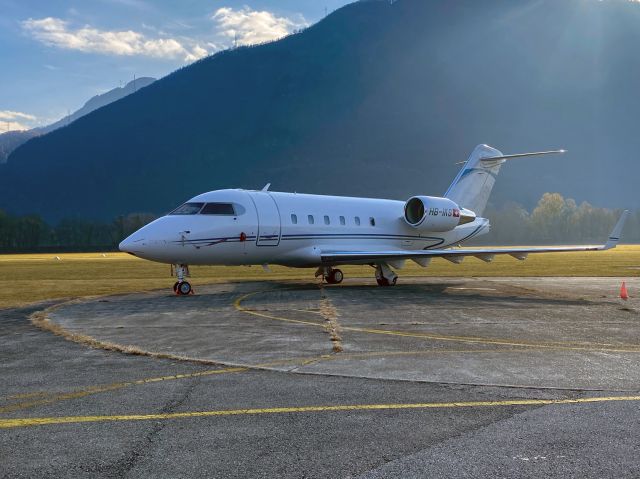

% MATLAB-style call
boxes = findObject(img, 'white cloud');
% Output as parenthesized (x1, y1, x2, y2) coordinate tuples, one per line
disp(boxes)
(0, 111, 38, 132)
(0, 110, 37, 122)
(212, 7, 308, 46)
(2, 122, 30, 132)
(22, 17, 208, 62)
(186, 44, 209, 62)
(21, 8, 308, 66)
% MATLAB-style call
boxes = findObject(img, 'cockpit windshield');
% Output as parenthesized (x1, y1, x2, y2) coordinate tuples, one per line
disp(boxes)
(201, 203, 235, 215)
(169, 202, 204, 215)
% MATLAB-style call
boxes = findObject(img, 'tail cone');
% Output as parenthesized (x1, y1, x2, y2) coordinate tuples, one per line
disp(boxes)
(621, 281, 629, 301)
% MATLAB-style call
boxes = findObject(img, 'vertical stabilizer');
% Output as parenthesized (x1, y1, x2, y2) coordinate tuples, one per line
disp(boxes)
(444, 144, 505, 216)
(444, 145, 565, 216)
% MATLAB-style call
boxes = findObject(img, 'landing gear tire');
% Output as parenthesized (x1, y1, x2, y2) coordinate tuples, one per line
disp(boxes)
(376, 277, 397, 287)
(176, 281, 192, 296)
(172, 264, 192, 295)
(327, 269, 344, 284)
(374, 264, 398, 287)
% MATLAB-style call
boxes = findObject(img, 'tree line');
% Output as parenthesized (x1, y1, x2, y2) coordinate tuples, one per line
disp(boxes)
(0, 211, 156, 253)
(479, 193, 640, 245)
(0, 193, 637, 253)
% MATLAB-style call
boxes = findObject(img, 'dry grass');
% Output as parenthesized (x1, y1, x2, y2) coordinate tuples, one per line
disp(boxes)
(318, 290, 343, 353)
(29, 304, 226, 365)
(1, 246, 639, 309)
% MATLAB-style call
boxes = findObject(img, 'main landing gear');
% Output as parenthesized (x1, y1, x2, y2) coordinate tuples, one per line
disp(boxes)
(316, 264, 399, 286)
(172, 264, 193, 296)
(375, 263, 398, 287)
(316, 267, 344, 285)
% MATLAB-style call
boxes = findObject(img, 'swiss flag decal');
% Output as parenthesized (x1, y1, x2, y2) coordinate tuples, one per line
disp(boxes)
(453, 209, 460, 218)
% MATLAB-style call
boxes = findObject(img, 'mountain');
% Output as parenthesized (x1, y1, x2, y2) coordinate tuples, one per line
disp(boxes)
(0, 77, 155, 163)
(0, 130, 40, 163)
(2, 0, 640, 222)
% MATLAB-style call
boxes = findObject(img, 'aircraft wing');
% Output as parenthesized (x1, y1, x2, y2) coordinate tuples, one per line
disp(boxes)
(321, 210, 629, 265)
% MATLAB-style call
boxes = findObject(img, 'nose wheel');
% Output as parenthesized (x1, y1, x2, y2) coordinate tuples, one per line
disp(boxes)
(175, 281, 192, 295)
(172, 264, 194, 295)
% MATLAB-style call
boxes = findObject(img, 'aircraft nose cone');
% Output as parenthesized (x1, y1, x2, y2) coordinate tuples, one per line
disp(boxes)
(119, 236, 145, 254)
(118, 239, 129, 252)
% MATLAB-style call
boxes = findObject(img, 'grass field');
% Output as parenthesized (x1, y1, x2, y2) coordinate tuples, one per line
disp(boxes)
(0, 245, 639, 310)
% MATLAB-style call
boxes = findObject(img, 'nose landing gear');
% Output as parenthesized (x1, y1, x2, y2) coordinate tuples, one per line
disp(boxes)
(172, 264, 193, 296)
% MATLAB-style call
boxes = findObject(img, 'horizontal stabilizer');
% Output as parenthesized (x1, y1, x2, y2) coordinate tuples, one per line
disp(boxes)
(480, 149, 566, 162)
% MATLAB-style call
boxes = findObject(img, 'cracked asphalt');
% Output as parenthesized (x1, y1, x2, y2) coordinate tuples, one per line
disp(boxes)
(2, 278, 640, 478)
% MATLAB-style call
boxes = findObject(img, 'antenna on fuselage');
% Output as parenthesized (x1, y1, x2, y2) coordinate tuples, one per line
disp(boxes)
(261, 183, 271, 191)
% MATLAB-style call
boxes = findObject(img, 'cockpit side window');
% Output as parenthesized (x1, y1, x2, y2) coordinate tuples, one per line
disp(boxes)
(169, 202, 204, 215)
(200, 203, 236, 215)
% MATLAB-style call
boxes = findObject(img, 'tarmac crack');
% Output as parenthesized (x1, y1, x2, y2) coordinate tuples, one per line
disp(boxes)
(355, 389, 591, 479)
(105, 374, 201, 478)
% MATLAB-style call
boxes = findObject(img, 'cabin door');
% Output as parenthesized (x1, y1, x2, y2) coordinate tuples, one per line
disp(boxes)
(249, 192, 281, 246)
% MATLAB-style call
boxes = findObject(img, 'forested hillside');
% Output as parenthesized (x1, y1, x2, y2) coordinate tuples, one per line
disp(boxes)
(0, 77, 155, 163)
(2, 0, 639, 221)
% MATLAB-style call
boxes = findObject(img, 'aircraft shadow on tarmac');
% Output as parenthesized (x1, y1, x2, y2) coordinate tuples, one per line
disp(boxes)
(217, 280, 601, 309)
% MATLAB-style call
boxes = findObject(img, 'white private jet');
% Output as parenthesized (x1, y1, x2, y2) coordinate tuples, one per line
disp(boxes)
(119, 145, 629, 295)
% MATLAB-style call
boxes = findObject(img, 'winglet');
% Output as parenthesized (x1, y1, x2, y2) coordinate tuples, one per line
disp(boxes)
(604, 210, 629, 250)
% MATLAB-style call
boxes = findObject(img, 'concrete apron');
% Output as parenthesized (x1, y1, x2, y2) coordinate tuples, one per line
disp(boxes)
(46, 277, 640, 391)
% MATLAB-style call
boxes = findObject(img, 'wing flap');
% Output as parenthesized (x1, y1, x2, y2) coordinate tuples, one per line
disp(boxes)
(321, 245, 603, 264)
(321, 211, 629, 265)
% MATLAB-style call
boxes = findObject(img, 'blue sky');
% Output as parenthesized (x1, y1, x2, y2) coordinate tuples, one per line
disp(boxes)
(0, 0, 352, 131)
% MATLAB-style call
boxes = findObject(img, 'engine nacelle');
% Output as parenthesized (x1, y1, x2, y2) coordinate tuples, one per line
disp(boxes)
(404, 196, 476, 232)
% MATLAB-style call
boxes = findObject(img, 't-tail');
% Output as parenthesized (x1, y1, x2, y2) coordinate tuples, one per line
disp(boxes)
(444, 144, 566, 216)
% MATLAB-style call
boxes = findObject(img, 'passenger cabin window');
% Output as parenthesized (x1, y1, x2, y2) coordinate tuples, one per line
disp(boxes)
(170, 202, 204, 215)
(308, 215, 315, 225)
(354, 216, 361, 226)
(370, 217, 376, 227)
(200, 203, 235, 215)
(324, 215, 330, 225)
(291, 214, 298, 224)
(339, 216, 346, 226)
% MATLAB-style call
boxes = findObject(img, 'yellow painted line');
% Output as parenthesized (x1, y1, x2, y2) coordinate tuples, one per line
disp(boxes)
(233, 292, 323, 327)
(289, 308, 324, 316)
(319, 348, 529, 361)
(0, 367, 247, 414)
(3, 395, 640, 429)
(339, 325, 640, 353)
(234, 290, 640, 354)
(1, 351, 365, 414)
(4, 391, 55, 400)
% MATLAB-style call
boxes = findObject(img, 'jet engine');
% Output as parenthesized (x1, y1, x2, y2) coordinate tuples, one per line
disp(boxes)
(404, 196, 476, 232)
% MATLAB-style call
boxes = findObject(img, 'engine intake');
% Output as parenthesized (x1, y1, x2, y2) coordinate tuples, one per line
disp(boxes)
(404, 196, 476, 232)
